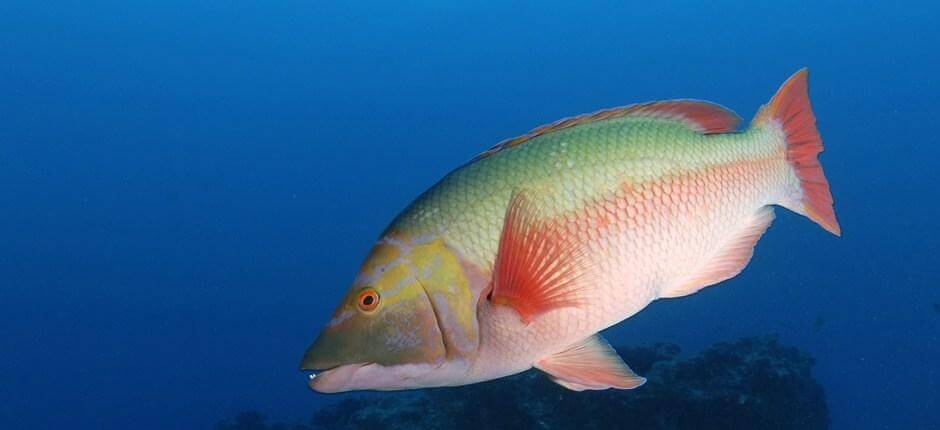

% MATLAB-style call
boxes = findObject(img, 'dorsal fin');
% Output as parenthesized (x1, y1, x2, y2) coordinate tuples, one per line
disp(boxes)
(477, 100, 741, 159)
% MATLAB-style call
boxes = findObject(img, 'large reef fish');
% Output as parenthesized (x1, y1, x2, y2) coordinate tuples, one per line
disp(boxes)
(300, 69, 840, 393)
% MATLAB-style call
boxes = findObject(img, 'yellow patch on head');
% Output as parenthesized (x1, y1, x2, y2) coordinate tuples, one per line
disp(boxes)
(401, 238, 481, 353)
(358, 242, 424, 311)
(406, 239, 479, 347)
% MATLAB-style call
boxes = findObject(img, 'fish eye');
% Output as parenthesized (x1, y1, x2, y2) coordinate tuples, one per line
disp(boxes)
(356, 288, 380, 313)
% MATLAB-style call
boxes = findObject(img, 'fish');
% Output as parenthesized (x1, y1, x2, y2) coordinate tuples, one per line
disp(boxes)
(300, 69, 840, 393)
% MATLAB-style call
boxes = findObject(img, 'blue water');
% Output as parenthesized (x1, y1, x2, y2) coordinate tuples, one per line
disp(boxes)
(1, 2, 937, 429)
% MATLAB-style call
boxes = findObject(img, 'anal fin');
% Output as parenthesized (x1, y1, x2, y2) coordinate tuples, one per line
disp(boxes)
(663, 206, 775, 298)
(535, 335, 646, 391)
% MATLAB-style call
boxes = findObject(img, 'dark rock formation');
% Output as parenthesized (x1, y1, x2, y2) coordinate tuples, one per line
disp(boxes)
(216, 336, 828, 430)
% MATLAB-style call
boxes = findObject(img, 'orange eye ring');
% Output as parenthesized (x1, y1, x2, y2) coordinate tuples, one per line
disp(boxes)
(356, 288, 380, 313)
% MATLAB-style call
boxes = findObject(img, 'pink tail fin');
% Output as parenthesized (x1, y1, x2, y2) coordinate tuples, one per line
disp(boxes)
(755, 69, 841, 236)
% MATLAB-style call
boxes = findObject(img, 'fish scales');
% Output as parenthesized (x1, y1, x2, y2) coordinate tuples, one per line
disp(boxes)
(301, 70, 839, 393)
(393, 116, 790, 292)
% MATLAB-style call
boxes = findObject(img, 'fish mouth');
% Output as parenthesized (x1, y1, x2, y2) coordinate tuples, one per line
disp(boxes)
(299, 333, 369, 393)
(302, 360, 444, 393)
(303, 362, 372, 393)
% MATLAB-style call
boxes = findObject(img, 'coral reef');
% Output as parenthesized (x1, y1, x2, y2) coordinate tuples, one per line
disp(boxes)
(216, 336, 828, 430)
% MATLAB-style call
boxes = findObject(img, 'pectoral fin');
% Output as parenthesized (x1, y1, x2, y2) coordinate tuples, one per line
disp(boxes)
(535, 335, 646, 391)
(489, 192, 595, 324)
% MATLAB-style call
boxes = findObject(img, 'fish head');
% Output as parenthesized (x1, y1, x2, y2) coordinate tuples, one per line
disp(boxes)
(300, 234, 487, 392)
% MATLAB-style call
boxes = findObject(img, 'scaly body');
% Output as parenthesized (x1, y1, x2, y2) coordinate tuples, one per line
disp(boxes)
(301, 69, 839, 393)
(388, 112, 796, 384)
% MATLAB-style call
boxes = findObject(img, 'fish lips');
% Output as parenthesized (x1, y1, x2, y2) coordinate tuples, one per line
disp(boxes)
(303, 362, 371, 393)
(301, 350, 441, 393)
(303, 362, 434, 393)
(299, 342, 364, 393)
(299, 346, 390, 393)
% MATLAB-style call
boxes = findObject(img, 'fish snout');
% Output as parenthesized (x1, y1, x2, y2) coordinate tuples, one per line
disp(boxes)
(299, 334, 337, 372)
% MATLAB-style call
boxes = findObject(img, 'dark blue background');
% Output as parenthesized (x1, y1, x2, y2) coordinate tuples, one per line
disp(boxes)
(1, 1, 937, 429)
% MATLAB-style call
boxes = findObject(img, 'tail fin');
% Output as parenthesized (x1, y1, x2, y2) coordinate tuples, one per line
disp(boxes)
(754, 69, 841, 236)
